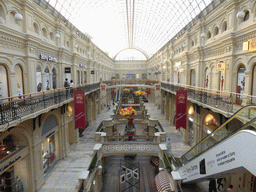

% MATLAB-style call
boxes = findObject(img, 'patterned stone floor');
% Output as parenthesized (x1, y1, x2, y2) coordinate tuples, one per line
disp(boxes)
(39, 101, 209, 192)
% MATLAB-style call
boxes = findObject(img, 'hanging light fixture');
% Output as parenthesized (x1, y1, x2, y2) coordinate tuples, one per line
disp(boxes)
(55, 34, 60, 39)
(201, 33, 206, 38)
(15, 13, 23, 21)
(237, 11, 245, 19)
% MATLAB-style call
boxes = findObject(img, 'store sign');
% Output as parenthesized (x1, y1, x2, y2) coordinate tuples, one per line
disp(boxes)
(155, 85, 160, 91)
(74, 90, 85, 130)
(0, 156, 21, 173)
(176, 90, 187, 130)
(91, 70, 95, 74)
(65, 67, 71, 73)
(216, 62, 225, 71)
(101, 85, 105, 91)
(127, 71, 135, 73)
(39, 54, 57, 62)
(243, 41, 249, 51)
(243, 39, 256, 52)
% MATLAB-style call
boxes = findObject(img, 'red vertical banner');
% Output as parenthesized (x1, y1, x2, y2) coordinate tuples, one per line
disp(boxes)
(74, 90, 85, 130)
(176, 90, 187, 130)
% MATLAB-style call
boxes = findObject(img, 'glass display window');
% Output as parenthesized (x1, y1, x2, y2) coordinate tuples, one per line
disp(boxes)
(41, 135, 56, 175)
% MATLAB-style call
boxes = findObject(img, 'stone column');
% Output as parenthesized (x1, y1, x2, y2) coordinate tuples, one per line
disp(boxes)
(165, 92, 170, 120)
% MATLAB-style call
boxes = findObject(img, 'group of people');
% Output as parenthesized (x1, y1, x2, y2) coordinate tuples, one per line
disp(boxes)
(64, 78, 74, 88)
(209, 178, 235, 192)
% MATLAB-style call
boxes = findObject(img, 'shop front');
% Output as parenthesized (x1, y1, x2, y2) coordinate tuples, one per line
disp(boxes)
(188, 106, 194, 146)
(41, 115, 59, 176)
(0, 134, 29, 192)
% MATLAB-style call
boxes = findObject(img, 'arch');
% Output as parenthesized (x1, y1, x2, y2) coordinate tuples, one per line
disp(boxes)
(52, 67, 57, 89)
(42, 115, 58, 136)
(33, 22, 39, 34)
(14, 64, 24, 96)
(221, 21, 227, 32)
(42, 27, 47, 38)
(0, 64, 9, 99)
(233, 57, 248, 74)
(191, 40, 195, 47)
(203, 114, 218, 132)
(0, 4, 5, 19)
(113, 47, 149, 60)
(244, 10, 250, 21)
(214, 26, 219, 36)
(50, 32, 54, 41)
(207, 31, 211, 39)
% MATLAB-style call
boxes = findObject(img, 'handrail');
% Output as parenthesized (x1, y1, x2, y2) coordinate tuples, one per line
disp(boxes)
(179, 105, 256, 164)
(0, 82, 100, 104)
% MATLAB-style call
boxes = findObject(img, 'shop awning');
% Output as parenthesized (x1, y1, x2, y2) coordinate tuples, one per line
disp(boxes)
(150, 156, 159, 167)
(154, 171, 173, 192)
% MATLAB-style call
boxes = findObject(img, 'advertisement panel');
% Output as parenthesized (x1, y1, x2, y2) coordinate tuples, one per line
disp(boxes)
(74, 90, 85, 130)
(176, 90, 187, 130)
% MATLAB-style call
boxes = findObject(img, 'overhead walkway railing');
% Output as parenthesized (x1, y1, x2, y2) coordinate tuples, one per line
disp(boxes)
(0, 82, 100, 127)
(102, 79, 159, 86)
(161, 81, 256, 114)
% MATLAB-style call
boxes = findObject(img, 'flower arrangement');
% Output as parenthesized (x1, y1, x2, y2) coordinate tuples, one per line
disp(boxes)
(123, 88, 130, 93)
(134, 90, 147, 96)
(119, 107, 137, 117)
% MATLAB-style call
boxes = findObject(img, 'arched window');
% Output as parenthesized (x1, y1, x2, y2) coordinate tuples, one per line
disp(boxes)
(252, 64, 256, 104)
(67, 41, 69, 48)
(33, 23, 39, 34)
(222, 21, 227, 32)
(205, 68, 209, 88)
(14, 65, 23, 96)
(207, 31, 211, 39)
(52, 68, 57, 89)
(214, 26, 219, 36)
(36, 66, 42, 92)
(244, 10, 250, 21)
(42, 28, 47, 38)
(10, 11, 17, 25)
(0, 65, 9, 100)
(45, 68, 50, 90)
(50, 32, 54, 41)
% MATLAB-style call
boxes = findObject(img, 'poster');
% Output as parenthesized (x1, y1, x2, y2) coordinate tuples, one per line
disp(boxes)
(36, 72, 42, 92)
(176, 90, 187, 130)
(45, 72, 50, 90)
(74, 90, 85, 130)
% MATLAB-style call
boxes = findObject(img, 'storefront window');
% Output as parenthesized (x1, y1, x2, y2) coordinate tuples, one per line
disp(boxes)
(42, 135, 56, 175)
(252, 65, 256, 104)
(0, 135, 16, 160)
(236, 65, 246, 105)
(205, 68, 209, 88)
(45, 68, 50, 91)
(14, 65, 23, 97)
(76, 70, 80, 85)
(0, 65, 8, 102)
(190, 69, 195, 86)
(36, 66, 42, 92)
(52, 68, 57, 89)
(188, 106, 194, 145)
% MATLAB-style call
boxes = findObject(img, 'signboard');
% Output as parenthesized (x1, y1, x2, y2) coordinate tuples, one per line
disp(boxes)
(101, 85, 105, 91)
(65, 67, 71, 73)
(39, 54, 57, 62)
(155, 85, 160, 91)
(91, 70, 95, 74)
(250, 39, 256, 51)
(243, 41, 249, 51)
(216, 62, 225, 71)
(176, 90, 187, 130)
(74, 90, 85, 129)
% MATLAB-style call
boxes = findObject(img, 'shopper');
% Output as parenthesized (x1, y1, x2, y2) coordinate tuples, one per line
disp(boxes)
(217, 178, 223, 191)
(64, 78, 70, 88)
(70, 80, 74, 87)
(209, 179, 217, 192)
(227, 185, 235, 192)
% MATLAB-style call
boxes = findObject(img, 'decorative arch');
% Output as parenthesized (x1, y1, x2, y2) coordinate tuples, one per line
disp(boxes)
(113, 47, 149, 60)
(220, 19, 228, 32)
(42, 115, 59, 136)
(233, 57, 248, 74)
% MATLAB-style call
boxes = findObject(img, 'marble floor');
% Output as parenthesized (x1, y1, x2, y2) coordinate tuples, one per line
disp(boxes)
(39, 101, 208, 192)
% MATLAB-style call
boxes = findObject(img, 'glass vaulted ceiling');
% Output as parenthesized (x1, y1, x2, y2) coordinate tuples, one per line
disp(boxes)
(46, 0, 213, 58)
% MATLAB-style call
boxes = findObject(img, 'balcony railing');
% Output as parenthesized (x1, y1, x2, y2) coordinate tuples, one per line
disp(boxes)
(0, 83, 100, 126)
(103, 79, 159, 86)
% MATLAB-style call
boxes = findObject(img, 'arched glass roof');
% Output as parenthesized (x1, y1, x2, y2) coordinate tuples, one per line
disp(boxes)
(115, 49, 147, 61)
(45, 0, 214, 58)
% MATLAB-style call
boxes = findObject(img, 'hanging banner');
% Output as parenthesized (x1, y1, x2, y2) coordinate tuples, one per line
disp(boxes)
(111, 88, 116, 95)
(74, 90, 85, 130)
(176, 90, 187, 130)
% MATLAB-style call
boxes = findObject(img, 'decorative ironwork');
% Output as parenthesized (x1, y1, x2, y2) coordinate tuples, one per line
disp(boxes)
(0, 83, 100, 126)
(161, 82, 233, 113)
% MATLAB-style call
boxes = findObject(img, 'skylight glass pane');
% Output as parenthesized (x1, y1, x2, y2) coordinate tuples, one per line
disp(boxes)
(46, 0, 214, 58)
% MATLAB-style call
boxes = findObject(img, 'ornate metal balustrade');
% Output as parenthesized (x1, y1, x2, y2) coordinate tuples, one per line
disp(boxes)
(161, 82, 234, 113)
(103, 79, 159, 86)
(0, 83, 100, 126)
(104, 135, 157, 143)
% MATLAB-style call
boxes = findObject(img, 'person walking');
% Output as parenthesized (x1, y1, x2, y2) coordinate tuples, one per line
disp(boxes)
(70, 80, 74, 87)
(217, 178, 223, 191)
(209, 179, 217, 192)
(64, 78, 70, 88)
(227, 185, 235, 192)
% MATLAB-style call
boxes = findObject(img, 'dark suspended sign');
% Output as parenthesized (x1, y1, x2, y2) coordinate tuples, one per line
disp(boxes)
(91, 70, 95, 74)
(74, 90, 85, 130)
(176, 90, 187, 130)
